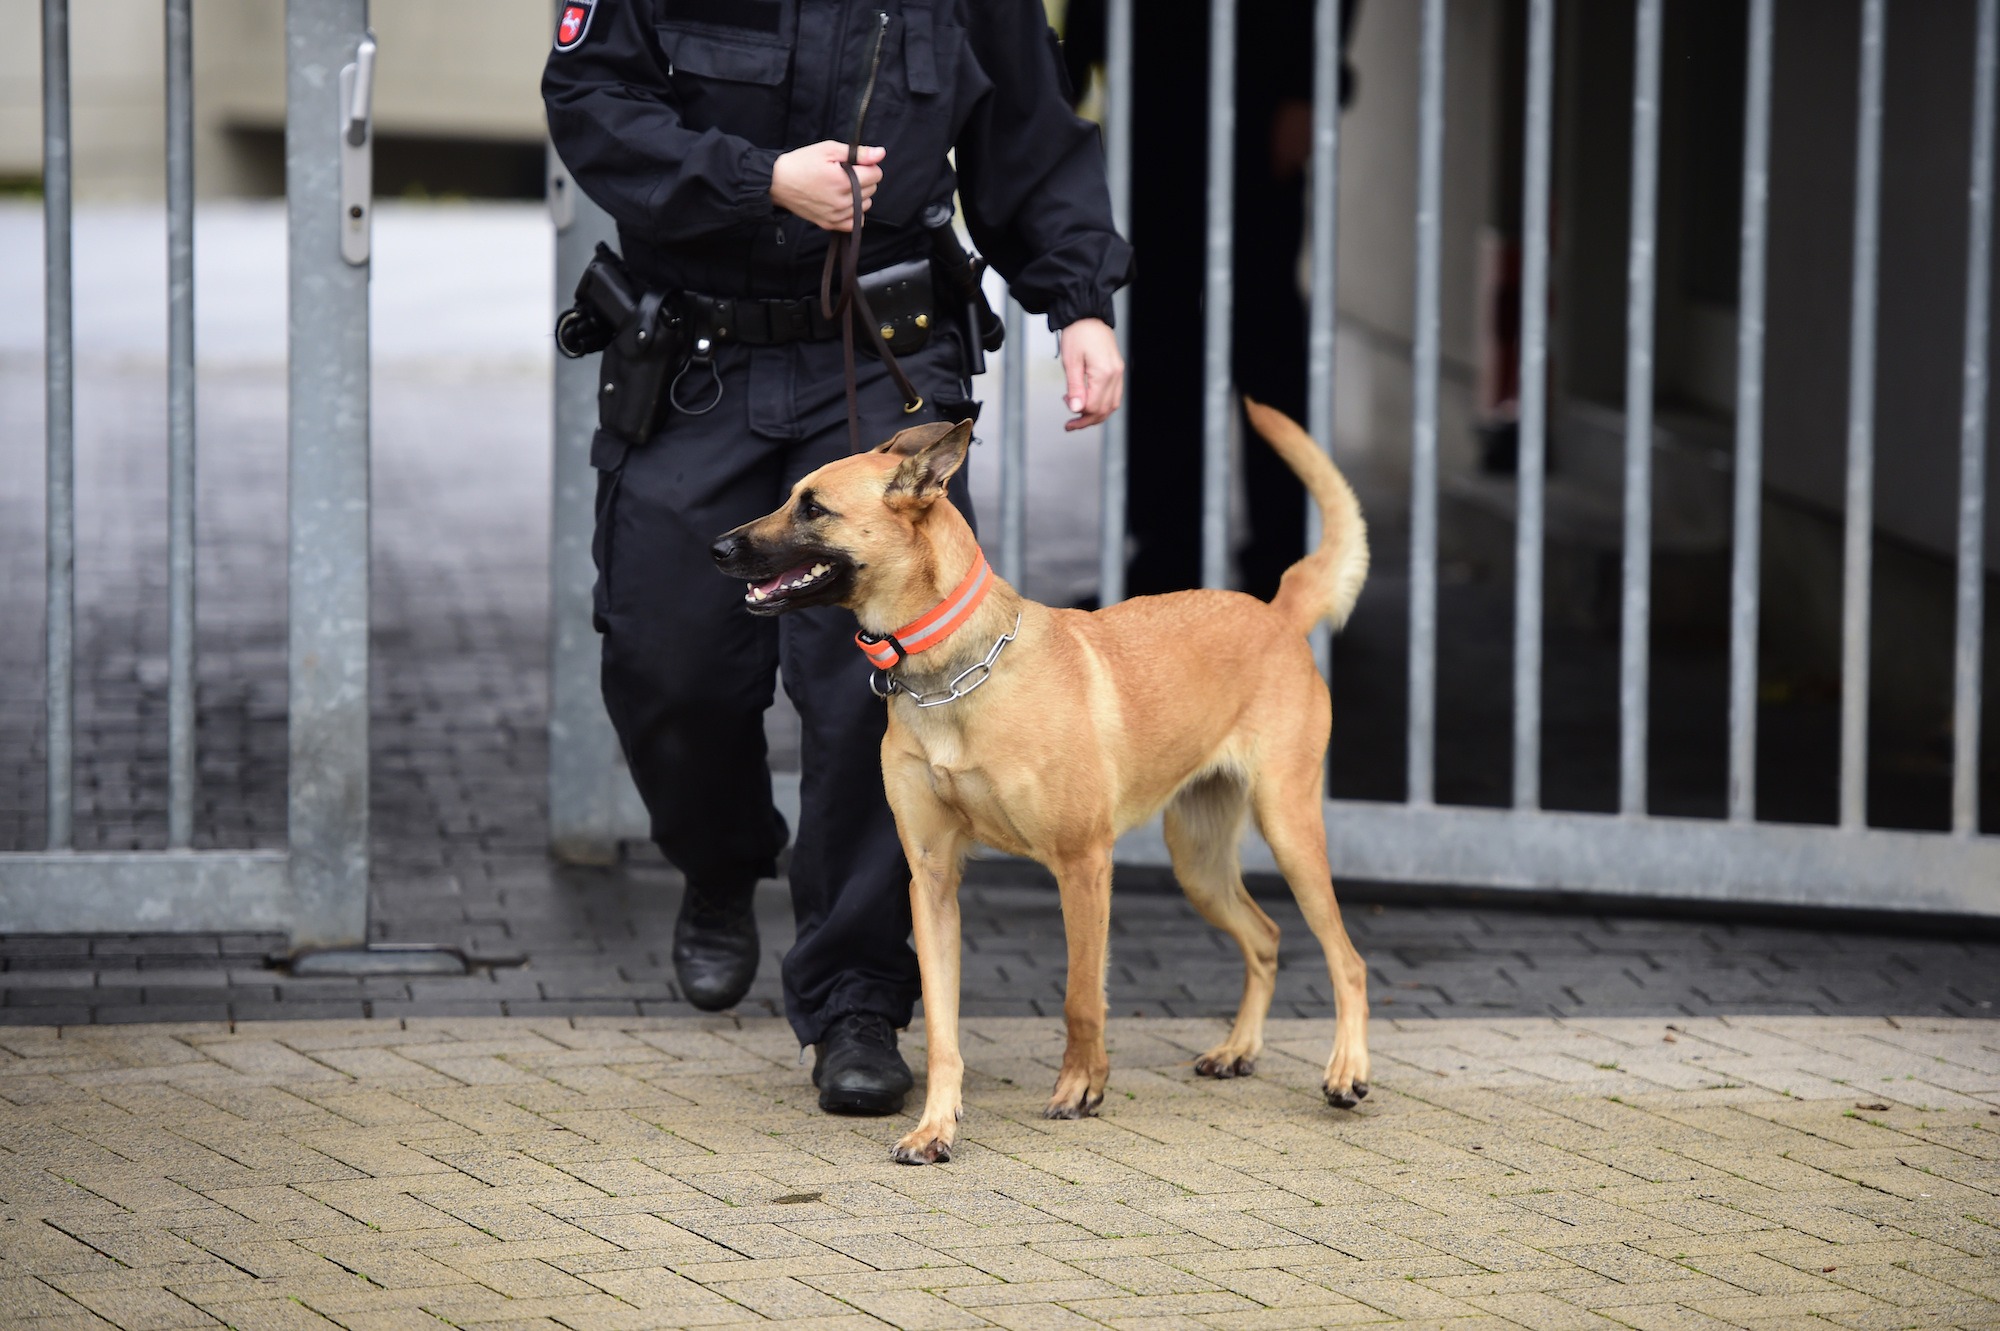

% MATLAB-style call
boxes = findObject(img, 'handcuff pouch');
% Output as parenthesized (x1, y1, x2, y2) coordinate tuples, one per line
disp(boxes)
(857, 257, 934, 356)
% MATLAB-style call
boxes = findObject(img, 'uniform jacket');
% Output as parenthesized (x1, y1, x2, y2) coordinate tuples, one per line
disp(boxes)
(543, 0, 1133, 330)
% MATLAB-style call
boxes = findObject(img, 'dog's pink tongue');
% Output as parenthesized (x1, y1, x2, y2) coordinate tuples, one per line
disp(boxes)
(751, 563, 813, 597)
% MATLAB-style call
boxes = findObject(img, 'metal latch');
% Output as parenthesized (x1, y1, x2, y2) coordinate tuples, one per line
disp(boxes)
(338, 32, 376, 266)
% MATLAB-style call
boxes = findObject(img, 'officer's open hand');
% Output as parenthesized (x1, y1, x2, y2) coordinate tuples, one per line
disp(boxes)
(772, 141, 885, 233)
(1059, 317, 1124, 432)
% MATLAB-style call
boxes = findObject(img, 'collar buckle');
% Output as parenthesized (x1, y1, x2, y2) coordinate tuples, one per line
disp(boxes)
(856, 630, 909, 671)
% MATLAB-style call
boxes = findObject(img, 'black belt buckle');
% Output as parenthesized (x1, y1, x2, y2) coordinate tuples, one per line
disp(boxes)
(772, 299, 813, 345)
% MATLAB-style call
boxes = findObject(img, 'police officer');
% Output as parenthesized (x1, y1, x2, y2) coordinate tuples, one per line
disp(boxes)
(543, 0, 1131, 1114)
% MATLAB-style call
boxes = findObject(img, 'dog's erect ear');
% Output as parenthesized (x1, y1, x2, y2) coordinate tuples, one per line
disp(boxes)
(875, 419, 963, 458)
(883, 418, 974, 507)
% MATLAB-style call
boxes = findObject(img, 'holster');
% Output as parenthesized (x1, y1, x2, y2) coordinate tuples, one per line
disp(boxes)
(554, 244, 691, 445)
(600, 290, 689, 444)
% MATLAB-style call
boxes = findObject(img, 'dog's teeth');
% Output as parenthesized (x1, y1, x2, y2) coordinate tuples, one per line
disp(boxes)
(811, 564, 829, 576)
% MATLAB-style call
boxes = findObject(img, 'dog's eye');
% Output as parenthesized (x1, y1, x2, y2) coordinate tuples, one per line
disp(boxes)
(800, 499, 826, 521)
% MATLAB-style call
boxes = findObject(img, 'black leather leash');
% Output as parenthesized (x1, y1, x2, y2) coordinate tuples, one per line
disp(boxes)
(820, 10, 925, 453)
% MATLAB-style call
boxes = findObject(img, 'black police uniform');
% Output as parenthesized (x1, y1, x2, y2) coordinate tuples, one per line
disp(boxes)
(542, 0, 1131, 1047)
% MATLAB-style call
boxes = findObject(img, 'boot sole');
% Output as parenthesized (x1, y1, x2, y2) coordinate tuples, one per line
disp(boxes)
(681, 984, 754, 1012)
(818, 1086, 908, 1116)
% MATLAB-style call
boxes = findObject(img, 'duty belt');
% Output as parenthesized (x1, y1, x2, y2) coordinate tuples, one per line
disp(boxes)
(681, 293, 838, 346)
(682, 255, 935, 352)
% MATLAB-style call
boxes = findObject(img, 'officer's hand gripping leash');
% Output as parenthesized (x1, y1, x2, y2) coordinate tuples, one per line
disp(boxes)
(822, 11, 926, 453)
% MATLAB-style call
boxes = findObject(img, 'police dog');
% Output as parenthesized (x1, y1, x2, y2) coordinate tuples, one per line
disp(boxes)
(711, 401, 1371, 1164)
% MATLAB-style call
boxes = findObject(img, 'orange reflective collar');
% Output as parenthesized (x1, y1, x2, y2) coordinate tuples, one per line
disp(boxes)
(855, 551, 993, 671)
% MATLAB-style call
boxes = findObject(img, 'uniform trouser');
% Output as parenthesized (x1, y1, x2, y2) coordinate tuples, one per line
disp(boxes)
(590, 325, 977, 1047)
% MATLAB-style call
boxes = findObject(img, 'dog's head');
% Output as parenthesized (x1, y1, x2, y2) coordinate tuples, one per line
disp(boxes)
(710, 418, 976, 619)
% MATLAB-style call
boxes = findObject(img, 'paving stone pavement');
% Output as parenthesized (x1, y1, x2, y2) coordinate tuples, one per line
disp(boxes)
(0, 1015, 1996, 1330)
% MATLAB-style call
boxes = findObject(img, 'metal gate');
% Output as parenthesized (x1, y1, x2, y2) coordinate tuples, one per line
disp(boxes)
(547, 0, 2000, 918)
(0, 0, 378, 947)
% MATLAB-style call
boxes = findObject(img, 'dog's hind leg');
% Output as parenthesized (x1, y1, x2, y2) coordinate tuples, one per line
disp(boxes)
(1047, 844, 1115, 1119)
(1165, 773, 1279, 1079)
(1250, 763, 1371, 1109)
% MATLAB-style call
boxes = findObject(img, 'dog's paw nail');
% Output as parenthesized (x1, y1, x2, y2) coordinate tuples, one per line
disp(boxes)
(1324, 1085, 1359, 1110)
(1351, 1080, 1369, 1099)
(1233, 1057, 1256, 1077)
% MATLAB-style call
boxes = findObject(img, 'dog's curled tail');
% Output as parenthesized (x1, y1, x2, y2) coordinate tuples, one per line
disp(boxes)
(1244, 398, 1370, 636)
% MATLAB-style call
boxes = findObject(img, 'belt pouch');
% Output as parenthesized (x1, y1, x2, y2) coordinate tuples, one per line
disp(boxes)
(856, 257, 934, 355)
(598, 290, 687, 444)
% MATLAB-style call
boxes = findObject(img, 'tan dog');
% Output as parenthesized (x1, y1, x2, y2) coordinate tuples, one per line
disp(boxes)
(711, 401, 1372, 1164)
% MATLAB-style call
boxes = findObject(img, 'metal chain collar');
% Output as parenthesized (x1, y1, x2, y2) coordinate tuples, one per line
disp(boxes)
(869, 614, 1021, 708)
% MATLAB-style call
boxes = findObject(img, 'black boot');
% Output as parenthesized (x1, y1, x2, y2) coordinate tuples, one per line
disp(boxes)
(672, 878, 759, 1011)
(812, 1012, 915, 1115)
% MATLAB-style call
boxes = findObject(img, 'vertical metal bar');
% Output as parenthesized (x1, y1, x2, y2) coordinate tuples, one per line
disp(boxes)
(1620, 0, 1663, 817)
(547, 150, 635, 865)
(1841, 0, 1886, 830)
(1201, 0, 1237, 590)
(1728, 0, 1774, 824)
(1955, 0, 1997, 836)
(1407, 0, 1445, 807)
(1099, 0, 1133, 607)
(999, 297, 1028, 586)
(42, 0, 74, 851)
(1306, 0, 1343, 676)
(1514, 0, 1554, 812)
(166, 0, 197, 849)
(286, 0, 371, 948)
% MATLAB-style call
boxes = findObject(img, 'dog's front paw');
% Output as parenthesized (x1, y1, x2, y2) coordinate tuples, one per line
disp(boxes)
(1194, 1050, 1257, 1079)
(892, 1121, 957, 1165)
(1322, 1077, 1370, 1110)
(1323, 1038, 1371, 1110)
(1044, 1070, 1105, 1120)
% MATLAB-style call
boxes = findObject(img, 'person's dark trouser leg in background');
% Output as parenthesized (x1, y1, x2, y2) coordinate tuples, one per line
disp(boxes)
(1233, 167, 1311, 604)
(593, 330, 974, 1115)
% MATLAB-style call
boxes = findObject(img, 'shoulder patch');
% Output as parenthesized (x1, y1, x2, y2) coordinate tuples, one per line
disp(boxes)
(555, 0, 598, 51)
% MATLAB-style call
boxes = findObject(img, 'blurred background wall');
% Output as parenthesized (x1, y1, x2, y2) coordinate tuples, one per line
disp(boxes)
(0, 0, 551, 200)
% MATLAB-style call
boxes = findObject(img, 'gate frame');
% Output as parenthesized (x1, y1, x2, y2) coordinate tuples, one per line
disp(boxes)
(546, 0, 2000, 919)
(0, 0, 376, 949)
